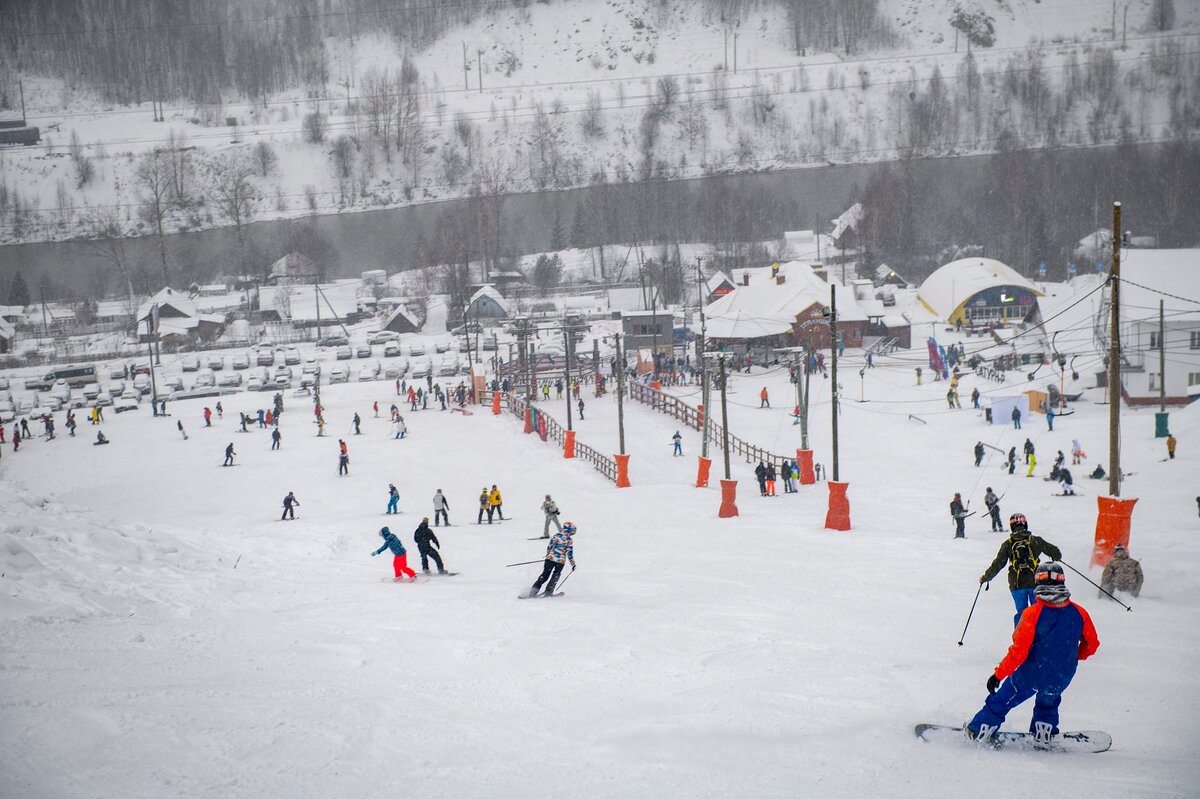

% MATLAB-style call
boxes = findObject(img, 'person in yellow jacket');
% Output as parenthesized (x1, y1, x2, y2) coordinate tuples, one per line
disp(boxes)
(488, 484, 505, 520)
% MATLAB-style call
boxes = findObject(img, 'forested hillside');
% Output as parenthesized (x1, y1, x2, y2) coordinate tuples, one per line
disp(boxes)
(1, 0, 1197, 294)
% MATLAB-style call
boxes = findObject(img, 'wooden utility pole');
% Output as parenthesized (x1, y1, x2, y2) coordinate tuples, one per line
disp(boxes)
(477, 49, 484, 93)
(463, 42, 470, 90)
(1159, 299, 1165, 413)
(696, 256, 710, 459)
(718, 354, 732, 480)
(615, 332, 626, 454)
(1108, 202, 1122, 497)
(830, 284, 840, 482)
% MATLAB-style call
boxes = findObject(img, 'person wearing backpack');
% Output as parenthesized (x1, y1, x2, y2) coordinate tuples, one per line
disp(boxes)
(979, 513, 1063, 626)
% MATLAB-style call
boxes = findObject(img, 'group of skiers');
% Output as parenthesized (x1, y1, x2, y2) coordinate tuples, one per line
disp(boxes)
(754, 459, 801, 496)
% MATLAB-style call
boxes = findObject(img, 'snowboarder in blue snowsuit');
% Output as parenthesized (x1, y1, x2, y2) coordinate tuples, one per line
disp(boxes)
(966, 562, 1099, 743)
(386, 484, 399, 514)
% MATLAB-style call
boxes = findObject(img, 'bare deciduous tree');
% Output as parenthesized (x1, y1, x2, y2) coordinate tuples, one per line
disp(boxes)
(209, 152, 259, 273)
(135, 148, 173, 287)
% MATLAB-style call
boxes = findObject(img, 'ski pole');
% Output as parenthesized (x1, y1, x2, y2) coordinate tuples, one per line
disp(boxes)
(505, 559, 543, 567)
(1060, 559, 1132, 611)
(556, 566, 576, 591)
(958, 581, 987, 646)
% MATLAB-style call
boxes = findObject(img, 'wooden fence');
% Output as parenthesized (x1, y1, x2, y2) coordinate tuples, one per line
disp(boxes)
(628, 380, 795, 470)
(485, 390, 617, 484)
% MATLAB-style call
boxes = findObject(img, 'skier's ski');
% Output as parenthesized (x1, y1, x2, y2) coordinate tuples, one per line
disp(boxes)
(528, 536, 551, 541)
(425, 572, 460, 577)
(914, 724, 1111, 753)
(518, 592, 564, 599)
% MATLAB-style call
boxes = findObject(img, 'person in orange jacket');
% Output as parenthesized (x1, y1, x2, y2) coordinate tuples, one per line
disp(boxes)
(966, 562, 1099, 744)
(759, 386, 770, 408)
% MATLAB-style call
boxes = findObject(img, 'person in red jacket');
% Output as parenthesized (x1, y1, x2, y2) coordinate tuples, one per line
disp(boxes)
(966, 561, 1099, 744)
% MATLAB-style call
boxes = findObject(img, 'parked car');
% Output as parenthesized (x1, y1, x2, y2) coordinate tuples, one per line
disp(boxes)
(328, 364, 350, 383)
(458, 338, 471, 353)
(207, 355, 224, 371)
(17, 396, 36, 414)
(114, 393, 139, 413)
(94, 390, 114, 407)
(383, 341, 402, 358)
(0, 376, 9, 390)
(357, 360, 381, 381)
(355, 344, 372, 359)
(0, 400, 15, 421)
(133, 373, 152, 394)
(108, 379, 125, 396)
(369, 331, 401, 345)
(108, 365, 127, 380)
(301, 360, 321, 377)
(193, 370, 216, 389)
(284, 347, 301, 365)
(49, 380, 72, 404)
(163, 375, 185, 392)
(42, 396, 65, 411)
(256, 349, 275, 366)
(317, 336, 349, 348)
(384, 364, 402, 380)
(80, 382, 102, 400)
(481, 335, 498, 351)
(394, 357, 410, 377)
(438, 357, 459, 377)
(411, 359, 432, 378)
(219, 372, 243, 388)
(335, 346, 353, 361)
(181, 356, 201, 372)
(274, 365, 293, 381)
(434, 338, 451, 353)
(231, 353, 250, 370)
(408, 342, 426, 357)
(247, 368, 269, 392)
(450, 322, 483, 336)
(25, 375, 42, 390)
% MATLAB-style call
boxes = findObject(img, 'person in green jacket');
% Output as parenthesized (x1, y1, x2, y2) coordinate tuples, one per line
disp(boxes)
(979, 513, 1063, 626)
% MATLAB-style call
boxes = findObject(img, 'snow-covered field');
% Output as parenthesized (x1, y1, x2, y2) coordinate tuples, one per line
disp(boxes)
(2, 341, 1198, 797)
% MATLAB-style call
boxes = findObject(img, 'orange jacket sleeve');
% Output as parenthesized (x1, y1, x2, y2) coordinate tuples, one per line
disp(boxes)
(994, 603, 1041, 679)
(1075, 603, 1100, 661)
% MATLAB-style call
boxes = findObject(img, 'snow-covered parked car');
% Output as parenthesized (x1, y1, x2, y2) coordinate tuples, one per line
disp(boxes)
(335, 346, 352, 361)
(181, 356, 201, 372)
(232, 353, 250, 370)
(219, 372, 243, 388)
(383, 341, 402, 358)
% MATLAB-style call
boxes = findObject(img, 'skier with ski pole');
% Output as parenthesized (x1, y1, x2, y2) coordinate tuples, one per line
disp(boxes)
(979, 513, 1062, 626)
(525, 521, 576, 598)
(1061, 559, 1134, 612)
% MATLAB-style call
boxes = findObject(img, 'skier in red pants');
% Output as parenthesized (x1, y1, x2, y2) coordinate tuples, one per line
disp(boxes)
(371, 526, 416, 581)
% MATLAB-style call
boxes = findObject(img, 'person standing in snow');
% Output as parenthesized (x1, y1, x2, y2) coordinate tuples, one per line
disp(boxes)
(353, 412, 361, 435)
(760, 387, 770, 408)
(271, 428, 281, 450)
(1006, 447, 1017, 475)
(1026, 452, 1038, 478)
(1071, 439, 1084, 465)
(950, 493, 967, 539)
(338, 439, 349, 476)
(1011, 406, 1022, 429)
(527, 522, 576, 598)
(541, 494, 562, 538)
(432, 489, 450, 526)
(488, 485, 504, 520)
(413, 517, 446, 575)
(984, 488, 1003, 532)
(1100, 544, 1143, 598)
(672, 431, 683, 456)
(178, 420, 188, 440)
(577, 397, 585, 420)
(974, 441, 985, 467)
(971, 387, 980, 409)
(965, 562, 1099, 744)
(371, 526, 417, 581)
(765, 461, 777, 496)
(979, 513, 1063, 626)
(223, 442, 236, 466)
(478, 487, 491, 524)
(1166, 433, 1177, 460)
(281, 491, 299, 521)
(386, 484, 400, 515)
(755, 461, 768, 496)
(1023, 438, 1035, 464)
(1058, 468, 1075, 496)
(204, 406, 213, 427)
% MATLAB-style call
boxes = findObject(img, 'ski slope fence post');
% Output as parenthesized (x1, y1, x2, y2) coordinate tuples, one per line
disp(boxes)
(797, 449, 816, 484)
(614, 453, 631, 487)
(695, 456, 712, 487)
(492, 390, 501, 415)
(1092, 496, 1138, 567)
(563, 429, 576, 459)
(824, 481, 851, 531)
(718, 479, 739, 517)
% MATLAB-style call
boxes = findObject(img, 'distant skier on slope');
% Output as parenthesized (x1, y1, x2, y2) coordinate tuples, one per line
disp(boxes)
(984, 487, 1003, 532)
(965, 562, 1099, 744)
(432, 489, 450, 526)
(950, 493, 967, 539)
(979, 513, 1063, 626)
(224, 442, 236, 466)
(281, 491, 299, 521)
(386, 484, 399, 515)
(527, 522, 576, 598)
(541, 494, 562, 538)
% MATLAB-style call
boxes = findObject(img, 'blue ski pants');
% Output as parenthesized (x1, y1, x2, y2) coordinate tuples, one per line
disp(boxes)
(387, 496, 398, 514)
(1010, 588, 1036, 626)
(969, 670, 1063, 735)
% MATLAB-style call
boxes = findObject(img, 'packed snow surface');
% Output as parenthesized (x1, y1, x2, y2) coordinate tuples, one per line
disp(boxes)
(1, 348, 1198, 797)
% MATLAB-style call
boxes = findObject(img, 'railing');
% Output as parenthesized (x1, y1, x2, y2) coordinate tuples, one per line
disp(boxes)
(628, 380, 793, 469)
(494, 390, 617, 483)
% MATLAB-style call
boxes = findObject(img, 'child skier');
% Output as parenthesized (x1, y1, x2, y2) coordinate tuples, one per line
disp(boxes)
(966, 562, 1099, 744)
(527, 522, 577, 598)
(386, 484, 399, 515)
(477, 487, 491, 524)
(371, 527, 417, 581)
(979, 513, 1063, 625)
(672, 431, 683, 456)
(413, 518, 446, 575)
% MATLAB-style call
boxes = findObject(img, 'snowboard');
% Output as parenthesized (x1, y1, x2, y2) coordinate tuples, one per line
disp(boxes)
(425, 571, 460, 577)
(519, 592, 564, 599)
(914, 724, 1111, 753)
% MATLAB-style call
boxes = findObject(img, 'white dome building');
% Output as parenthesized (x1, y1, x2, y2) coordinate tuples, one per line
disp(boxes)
(917, 258, 1042, 326)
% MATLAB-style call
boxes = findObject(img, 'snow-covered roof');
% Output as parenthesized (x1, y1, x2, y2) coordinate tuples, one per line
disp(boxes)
(383, 305, 420, 331)
(137, 287, 197, 322)
(782, 230, 835, 262)
(259, 282, 361, 321)
(1119, 249, 1200, 320)
(267, 252, 318, 281)
(705, 261, 867, 339)
(917, 258, 1041, 320)
(705, 271, 736, 294)
(830, 203, 863, 243)
(469, 285, 509, 314)
(704, 310, 793, 339)
(0, 318, 14, 339)
(0, 304, 26, 320)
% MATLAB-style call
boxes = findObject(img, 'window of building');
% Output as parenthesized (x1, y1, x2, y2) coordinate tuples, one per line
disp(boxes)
(1149, 331, 1161, 349)
(1189, 372, 1200, 387)
(1149, 373, 1160, 391)
(1191, 330, 1200, 349)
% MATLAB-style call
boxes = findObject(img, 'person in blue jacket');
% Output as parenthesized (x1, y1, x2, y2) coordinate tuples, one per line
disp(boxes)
(371, 526, 417, 581)
(527, 522, 576, 597)
(966, 562, 1100, 744)
(386, 484, 399, 514)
